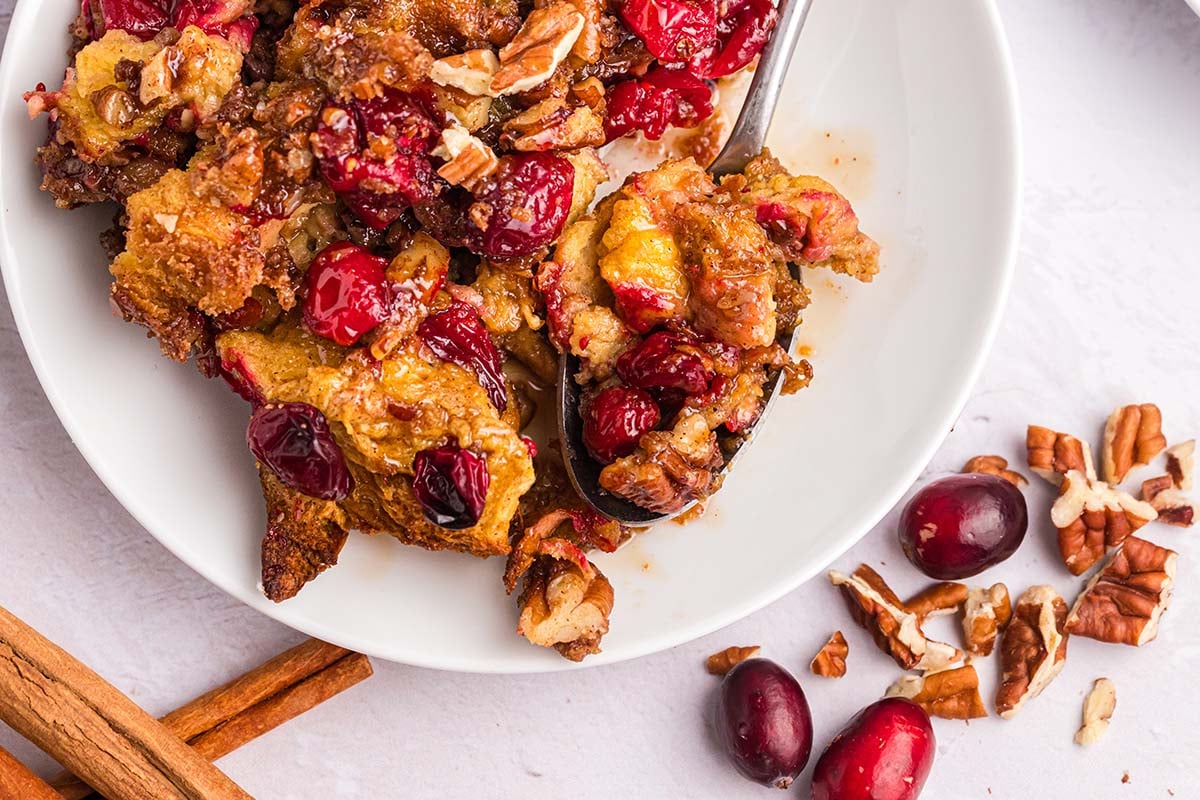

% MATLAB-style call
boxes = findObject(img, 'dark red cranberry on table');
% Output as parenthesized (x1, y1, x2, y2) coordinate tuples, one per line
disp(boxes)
(616, 330, 716, 395)
(603, 66, 714, 141)
(811, 698, 935, 800)
(302, 242, 391, 346)
(898, 473, 1028, 580)
(417, 302, 509, 413)
(688, 0, 778, 79)
(617, 0, 717, 63)
(312, 90, 440, 229)
(412, 444, 490, 529)
(247, 402, 354, 501)
(582, 386, 661, 464)
(714, 658, 813, 789)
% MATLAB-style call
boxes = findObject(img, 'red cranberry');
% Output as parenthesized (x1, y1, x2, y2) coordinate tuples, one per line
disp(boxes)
(302, 242, 390, 346)
(811, 698, 935, 800)
(616, 330, 714, 395)
(412, 444, 489, 529)
(582, 386, 661, 464)
(84, 0, 169, 40)
(212, 296, 265, 332)
(608, 282, 685, 333)
(473, 153, 575, 258)
(417, 302, 508, 413)
(312, 90, 440, 229)
(688, 0, 778, 79)
(898, 474, 1028, 580)
(617, 0, 716, 63)
(715, 658, 813, 789)
(170, 0, 258, 46)
(247, 402, 354, 500)
(604, 66, 714, 142)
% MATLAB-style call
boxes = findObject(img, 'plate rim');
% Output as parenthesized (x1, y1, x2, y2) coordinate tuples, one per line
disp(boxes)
(0, 0, 1022, 673)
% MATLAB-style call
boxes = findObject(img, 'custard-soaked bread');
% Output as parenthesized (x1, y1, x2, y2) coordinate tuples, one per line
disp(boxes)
(217, 320, 535, 559)
(259, 468, 349, 602)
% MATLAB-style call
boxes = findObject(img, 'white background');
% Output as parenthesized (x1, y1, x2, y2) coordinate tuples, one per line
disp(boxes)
(2, 1, 1199, 797)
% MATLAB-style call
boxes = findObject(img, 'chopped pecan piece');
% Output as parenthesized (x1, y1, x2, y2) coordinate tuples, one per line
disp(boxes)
(1165, 439, 1195, 491)
(809, 631, 848, 678)
(829, 565, 961, 672)
(1102, 403, 1166, 484)
(517, 545, 614, 661)
(996, 585, 1069, 719)
(886, 664, 987, 720)
(429, 49, 499, 96)
(1065, 536, 1177, 647)
(962, 583, 1012, 657)
(1142, 475, 1197, 527)
(491, 3, 585, 96)
(1075, 678, 1117, 746)
(501, 97, 605, 151)
(1026, 425, 1096, 485)
(432, 124, 498, 191)
(706, 645, 761, 676)
(962, 454, 1028, 487)
(903, 582, 968, 620)
(1051, 470, 1157, 575)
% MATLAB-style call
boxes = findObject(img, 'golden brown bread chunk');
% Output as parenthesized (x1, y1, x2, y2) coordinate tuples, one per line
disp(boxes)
(259, 468, 349, 602)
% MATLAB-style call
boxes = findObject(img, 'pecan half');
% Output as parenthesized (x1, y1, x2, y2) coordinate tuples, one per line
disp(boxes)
(429, 49, 499, 96)
(962, 454, 1028, 487)
(810, 631, 848, 678)
(1051, 470, 1157, 575)
(705, 645, 760, 676)
(1065, 536, 1177, 647)
(1166, 439, 1195, 491)
(517, 549, 614, 661)
(829, 565, 961, 672)
(1075, 678, 1117, 746)
(1142, 475, 1197, 527)
(962, 583, 1012, 657)
(886, 664, 987, 720)
(1102, 403, 1166, 484)
(996, 585, 1069, 719)
(904, 582, 968, 620)
(491, 3, 585, 96)
(1027, 425, 1096, 485)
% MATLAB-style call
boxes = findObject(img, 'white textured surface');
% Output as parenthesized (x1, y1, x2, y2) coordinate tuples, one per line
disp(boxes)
(1, 1, 1198, 797)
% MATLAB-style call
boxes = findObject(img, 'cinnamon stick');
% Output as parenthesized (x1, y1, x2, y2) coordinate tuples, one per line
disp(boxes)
(0, 744, 63, 800)
(0, 604, 250, 800)
(51, 642, 372, 800)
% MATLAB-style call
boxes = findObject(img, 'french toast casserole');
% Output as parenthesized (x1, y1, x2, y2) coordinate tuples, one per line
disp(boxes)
(26, 0, 877, 660)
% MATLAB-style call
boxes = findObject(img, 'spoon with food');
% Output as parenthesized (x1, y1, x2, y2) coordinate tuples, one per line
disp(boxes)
(553, 0, 880, 525)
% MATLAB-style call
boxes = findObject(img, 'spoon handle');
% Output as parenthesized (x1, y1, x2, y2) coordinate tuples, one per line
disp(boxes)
(707, 0, 815, 178)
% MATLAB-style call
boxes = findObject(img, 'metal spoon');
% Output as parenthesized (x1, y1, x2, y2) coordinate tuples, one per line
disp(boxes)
(558, 0, 817, 525)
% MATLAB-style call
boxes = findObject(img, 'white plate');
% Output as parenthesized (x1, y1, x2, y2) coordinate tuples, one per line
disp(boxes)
(0, 0, 1019, 672)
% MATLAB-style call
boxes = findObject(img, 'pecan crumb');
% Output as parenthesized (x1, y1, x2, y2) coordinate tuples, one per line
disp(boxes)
(962, 454, 1028, 487)
(963, 583, 1012, 657)
(904, 582, 968, 620)
(810, 631, 848, 678)
(1142, 475, 1197, 527)
(887, 664, 988, 720)
(1165, 439, 1194, 490)
(1075, 677, 1117, 746)
(705, 645, 760, 676)
(1027, 425, 1096, 485)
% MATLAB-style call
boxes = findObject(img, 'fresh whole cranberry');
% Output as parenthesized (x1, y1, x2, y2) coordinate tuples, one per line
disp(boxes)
(811, 698, 935, 800)
(604, 66, 714, 141)
(617, 0, 717, 63)
(616, 330, 714, 395)
(582, 386, 661, 464)
(688, 0, 778, 79)
(412, 444, 490, 529)
(417, 302, 508, 413)
(302, 242, 391, 346)
(898, 473, 1028, 580)
(312, 90, 440, 229)
(247, 402, 354, 500)
(471, 153, 576, 258)
(715, 658, 813, 789)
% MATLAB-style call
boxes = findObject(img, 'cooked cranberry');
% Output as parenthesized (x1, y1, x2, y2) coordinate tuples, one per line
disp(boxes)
(604, 66, 714, 141)
(608, 282, 685, 333)
(247, 402, 353, 500)
(617, 0, 716, 63)
(312, 90, 440, 229)
(212, 296, 265, 331)
(412, 444, 489, 529)
(616, 330, 716, 395)
(715, 658, 813, 789)
(417, 302, 508, 413)
(898, 474, 1028, 580)
(85, 0, 169, 40)
(811, 698, 935, 800)
(583, 386, 660, 464)
(688, 0, 778, 79)
(474, 153, 575, 258)
(302, 242, 390, 346)
(170, 0, 258, 47)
